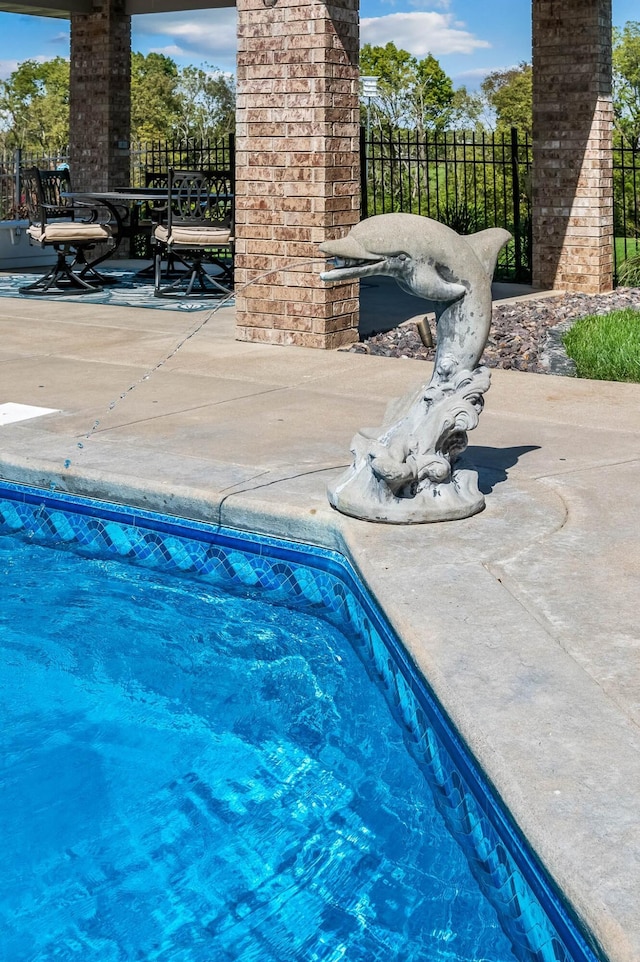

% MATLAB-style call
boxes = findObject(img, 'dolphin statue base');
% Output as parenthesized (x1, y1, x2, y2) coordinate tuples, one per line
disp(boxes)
(320, 213, 510, 524)
(327, 365, 490, 523)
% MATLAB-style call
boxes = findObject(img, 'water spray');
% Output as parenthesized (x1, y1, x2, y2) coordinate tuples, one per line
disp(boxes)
(64, 257, 332, 469)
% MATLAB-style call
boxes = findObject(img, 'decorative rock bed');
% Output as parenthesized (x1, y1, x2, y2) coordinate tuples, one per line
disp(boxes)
(347, 288, 640, 376)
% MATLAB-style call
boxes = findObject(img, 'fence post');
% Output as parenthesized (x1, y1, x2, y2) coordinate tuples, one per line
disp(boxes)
(510, 127, 523, 280)
(360, 127, 368, 219)
(229, 132, 235, 176)
(14, 148, 22, 210)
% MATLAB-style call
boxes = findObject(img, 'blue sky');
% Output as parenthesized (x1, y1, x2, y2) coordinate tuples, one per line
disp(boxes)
(0, 0, 637, 88)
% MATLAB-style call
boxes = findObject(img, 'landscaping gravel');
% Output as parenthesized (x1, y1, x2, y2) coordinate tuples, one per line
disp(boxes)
(347, 288, 640, 375)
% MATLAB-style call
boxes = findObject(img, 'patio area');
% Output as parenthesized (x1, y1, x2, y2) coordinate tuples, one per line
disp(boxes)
(0, 285, 638, 960)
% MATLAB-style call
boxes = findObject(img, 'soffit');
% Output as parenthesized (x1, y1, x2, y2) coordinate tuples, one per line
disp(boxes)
(0, 0, 234, 18)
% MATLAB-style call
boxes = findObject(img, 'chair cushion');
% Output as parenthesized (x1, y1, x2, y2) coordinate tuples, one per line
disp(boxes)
(28, 222, 113, 244)
(154, 224, 232, 247)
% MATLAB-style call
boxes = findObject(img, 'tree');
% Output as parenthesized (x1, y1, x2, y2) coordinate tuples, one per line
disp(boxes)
(481, 63, 532, 135)
(411, 54, 455, 133)
(175, 65, 236, 142)
(360, 42, 417, 131)
(613, 21, 640, 147)
(0, 52, 236, 151)
(0, 57, 70, 153)
(130, 52, 182, 142)
(449, 87, 486, 132)
(360, 42, 455, 132)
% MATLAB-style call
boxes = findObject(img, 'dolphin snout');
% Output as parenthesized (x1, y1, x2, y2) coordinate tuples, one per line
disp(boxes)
(319, 234, 387, 283)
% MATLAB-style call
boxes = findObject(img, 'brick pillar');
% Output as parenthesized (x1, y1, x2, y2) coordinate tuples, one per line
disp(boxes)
(532, 0, 613, 293)
(235, 0, 360, 348)
(69, 0, 131, 191)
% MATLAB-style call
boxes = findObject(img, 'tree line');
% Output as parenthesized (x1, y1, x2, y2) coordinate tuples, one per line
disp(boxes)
(0, 52, 236, 155)
(359, 42, 532, 136)
(1, 22, 639, 155)
(362, 21, 640, 147)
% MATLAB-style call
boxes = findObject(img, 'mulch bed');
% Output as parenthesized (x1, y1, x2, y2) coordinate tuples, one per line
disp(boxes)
(346, 288, 640, 374)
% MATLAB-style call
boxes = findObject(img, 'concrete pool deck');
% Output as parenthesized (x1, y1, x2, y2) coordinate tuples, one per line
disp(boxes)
(0, 287, 638, 962)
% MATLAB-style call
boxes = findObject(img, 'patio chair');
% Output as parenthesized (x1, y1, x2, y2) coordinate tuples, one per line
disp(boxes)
(135, 171, 181, 278)
(19, 166, 115, 296)
(153, 168, 234, 299)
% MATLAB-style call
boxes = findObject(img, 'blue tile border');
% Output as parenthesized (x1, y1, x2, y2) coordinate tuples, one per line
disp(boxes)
(0, 479, 603, 962)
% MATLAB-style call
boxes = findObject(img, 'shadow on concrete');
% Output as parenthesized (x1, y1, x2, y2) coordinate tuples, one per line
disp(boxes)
(358, 277, 540, 339)
(463, 444, 541, 494)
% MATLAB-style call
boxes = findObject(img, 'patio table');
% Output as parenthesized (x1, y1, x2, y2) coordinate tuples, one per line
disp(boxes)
(62, 188, 234, 271)
(61, 189, 170, 259)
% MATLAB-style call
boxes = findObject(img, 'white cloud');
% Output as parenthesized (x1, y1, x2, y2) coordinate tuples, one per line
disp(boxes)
(133, 10, 237, 66)
(0, 53, 58, 80)
(0, 59, 19, 79)
(453, 66, 497, 83)
(409, 0, 452, 7)
(360, 12, 490, 57)
(148, 44, 186, 58)
(449, 66, 497, 91)
(456, 67, 497, 79)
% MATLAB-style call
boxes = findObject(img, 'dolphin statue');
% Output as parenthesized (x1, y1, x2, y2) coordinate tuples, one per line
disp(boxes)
(319, 213, 511, 384)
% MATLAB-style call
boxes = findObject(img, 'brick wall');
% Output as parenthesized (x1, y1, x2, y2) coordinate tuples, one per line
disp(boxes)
(234, 0, 360, 348)
(69, 0, 131, 192)
(532, 0, 614, 293)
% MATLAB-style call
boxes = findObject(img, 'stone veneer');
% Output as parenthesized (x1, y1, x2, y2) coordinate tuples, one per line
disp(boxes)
(234, 0, 360, 348)
(532, 0, 614, 293)
(69, 0, 131, 192)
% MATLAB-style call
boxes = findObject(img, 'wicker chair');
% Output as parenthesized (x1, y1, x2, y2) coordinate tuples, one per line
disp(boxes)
(153, 169, 234, 299)
(19, 167, 115, 296)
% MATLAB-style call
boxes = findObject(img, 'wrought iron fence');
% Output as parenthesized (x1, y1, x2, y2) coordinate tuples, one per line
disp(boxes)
(4, 132, 640, 285)
(0, 137, 235, 221)
(0, 148, 69, 220)
(130, 135, 235, 186)
(360, 127, 533, 283)
(613, 136, 640, 279)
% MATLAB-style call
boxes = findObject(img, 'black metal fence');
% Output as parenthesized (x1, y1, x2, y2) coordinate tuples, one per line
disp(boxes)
(360, 127, 532, 283)
(0, 148, 69, 220)
(0, 137, 236, 222)
(130, 135, 235, 186)
(613, 137, 640, 276)
(4, 131, 640, 284)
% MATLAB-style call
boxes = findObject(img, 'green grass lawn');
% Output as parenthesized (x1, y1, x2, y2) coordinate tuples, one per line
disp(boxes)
(615, 236, 640, 263)
(563, 308, 640, 382)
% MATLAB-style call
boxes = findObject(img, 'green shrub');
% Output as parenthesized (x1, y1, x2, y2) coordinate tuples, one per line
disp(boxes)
(562, 308, 640, 382)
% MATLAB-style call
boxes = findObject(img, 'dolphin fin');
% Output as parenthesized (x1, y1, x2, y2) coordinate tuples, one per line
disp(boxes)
(465, 228, 512, 276)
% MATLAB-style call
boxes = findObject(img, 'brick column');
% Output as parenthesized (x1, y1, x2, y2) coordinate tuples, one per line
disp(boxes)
(69, 0, 131, 191)
(532, 0, 613, 293)
(235, 0, 360, 348)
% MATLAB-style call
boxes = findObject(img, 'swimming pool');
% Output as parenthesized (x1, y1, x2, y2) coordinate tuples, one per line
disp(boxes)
(0, 480, 601, 962)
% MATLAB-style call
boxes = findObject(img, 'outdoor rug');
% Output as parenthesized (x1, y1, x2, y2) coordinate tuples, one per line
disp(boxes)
(0, 269, 234, 312)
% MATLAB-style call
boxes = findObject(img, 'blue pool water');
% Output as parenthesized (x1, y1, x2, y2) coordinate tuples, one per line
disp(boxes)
(0, 484, 601, 962)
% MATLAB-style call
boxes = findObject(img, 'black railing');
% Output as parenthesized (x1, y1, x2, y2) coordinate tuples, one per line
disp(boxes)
(0, 137, 235, 222)
(5, 131, 640, 285)
(130, 135, 235, 186)
(613, 136, 640, 280)
(360, 127, 533, 283)
(0, 148, 69, 220)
